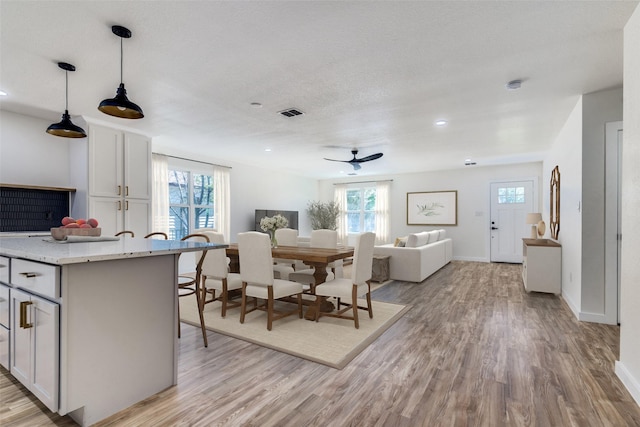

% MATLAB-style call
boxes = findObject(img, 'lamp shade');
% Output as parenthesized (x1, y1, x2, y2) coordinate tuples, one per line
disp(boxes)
(46, 110, 87, 138)
(526, 213, 542, 224)
(98, 83, 144, 119)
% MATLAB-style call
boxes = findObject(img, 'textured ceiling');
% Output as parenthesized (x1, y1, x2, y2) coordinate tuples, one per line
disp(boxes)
(1, 1, 637, 179)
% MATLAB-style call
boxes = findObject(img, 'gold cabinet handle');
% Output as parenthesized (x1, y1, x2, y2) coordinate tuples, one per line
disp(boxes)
(125, 200, 129, 211)
(117, 185, 122, 196)
(118, 201, 122, 211)
(19, 272, 39, 278)
(20, 300, 33, 329)
(125, 185, 129, 196)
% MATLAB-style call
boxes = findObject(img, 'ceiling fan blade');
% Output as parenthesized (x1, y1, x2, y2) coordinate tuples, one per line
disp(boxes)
(323, 157, 349, 163)
(354, 153, 383, 162)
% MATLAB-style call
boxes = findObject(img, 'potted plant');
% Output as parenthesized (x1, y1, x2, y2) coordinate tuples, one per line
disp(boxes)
(306, 201, 340, 230)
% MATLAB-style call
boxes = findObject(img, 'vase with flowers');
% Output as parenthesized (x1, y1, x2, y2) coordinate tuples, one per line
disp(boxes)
(260, 214, 289, 248)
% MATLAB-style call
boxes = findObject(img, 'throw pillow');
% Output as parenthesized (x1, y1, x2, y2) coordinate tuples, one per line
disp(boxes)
(394, 236, 407, 247)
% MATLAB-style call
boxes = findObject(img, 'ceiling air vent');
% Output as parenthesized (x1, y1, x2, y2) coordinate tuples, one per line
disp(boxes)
(279, 108, 304, 118)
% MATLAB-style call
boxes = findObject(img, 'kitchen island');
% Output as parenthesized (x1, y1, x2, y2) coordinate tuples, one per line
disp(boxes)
(0, 237, 225, 426)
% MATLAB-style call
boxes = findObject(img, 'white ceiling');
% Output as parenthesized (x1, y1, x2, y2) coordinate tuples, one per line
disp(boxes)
(1, 1, 637, 179)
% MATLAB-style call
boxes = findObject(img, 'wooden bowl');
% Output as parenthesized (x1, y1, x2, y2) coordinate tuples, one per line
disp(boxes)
(51, 227, 101, 241)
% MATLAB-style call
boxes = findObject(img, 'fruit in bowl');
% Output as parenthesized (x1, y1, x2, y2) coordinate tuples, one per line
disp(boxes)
(51, 217, 101, 240)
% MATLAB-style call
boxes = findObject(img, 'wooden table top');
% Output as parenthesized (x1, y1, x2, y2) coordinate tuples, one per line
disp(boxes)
(225, 244, 354, 263)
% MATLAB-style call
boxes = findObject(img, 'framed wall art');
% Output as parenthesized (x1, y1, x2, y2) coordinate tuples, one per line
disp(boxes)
(407, 190, 458, 226)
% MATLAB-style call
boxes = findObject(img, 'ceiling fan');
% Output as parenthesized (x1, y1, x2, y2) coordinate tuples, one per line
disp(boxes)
(324, 149, 383, 171)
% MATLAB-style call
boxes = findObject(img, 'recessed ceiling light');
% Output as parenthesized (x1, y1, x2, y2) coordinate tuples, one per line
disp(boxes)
(264, 148, 272, 152)
(0, 90, 7, 96)
(435, 119, 447, 126)
(506, 79, 522, 90)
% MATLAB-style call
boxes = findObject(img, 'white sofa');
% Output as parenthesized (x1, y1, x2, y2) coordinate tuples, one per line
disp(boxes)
(373, 230, 452, 283)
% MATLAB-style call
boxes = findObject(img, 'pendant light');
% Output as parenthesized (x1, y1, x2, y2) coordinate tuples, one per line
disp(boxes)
(98, 25, 144, 119)
(46, 62, 87, 138)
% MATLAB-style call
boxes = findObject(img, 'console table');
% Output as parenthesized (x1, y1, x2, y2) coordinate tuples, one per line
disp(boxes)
(522, 238, 562, 294)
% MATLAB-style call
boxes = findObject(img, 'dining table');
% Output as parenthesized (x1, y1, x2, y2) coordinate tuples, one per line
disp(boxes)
(225, 243, 355, 319)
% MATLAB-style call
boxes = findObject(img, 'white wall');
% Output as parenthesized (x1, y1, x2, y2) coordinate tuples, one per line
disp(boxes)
(543, 98, 584, 318)
(318, 162, 542, 262)
(542, 87, 624, 323)
(617, 4, 640, 406)
(581, 88, 624, 319)
(0, 110, 71, 187)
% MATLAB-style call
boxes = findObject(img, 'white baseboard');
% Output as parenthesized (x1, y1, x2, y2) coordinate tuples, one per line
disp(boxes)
(561, 291, 580, 319)
(615, 361, 640, 406)
(453, 256, 489, 262)
(578, 311, 617, 325)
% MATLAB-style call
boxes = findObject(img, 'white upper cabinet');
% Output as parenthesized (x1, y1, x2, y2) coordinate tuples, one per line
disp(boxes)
(88, 125, 151, 200)
(70, 122, 152, 236)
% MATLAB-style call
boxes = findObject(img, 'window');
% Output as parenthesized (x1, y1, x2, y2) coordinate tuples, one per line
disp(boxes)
(497, 186, 525, 204)
(168, 169, 214, 240)
(346, 187, 376, 233)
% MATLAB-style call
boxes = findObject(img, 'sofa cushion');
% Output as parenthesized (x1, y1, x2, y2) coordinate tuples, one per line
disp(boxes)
(438, 229, 446, 240)
(406, 231, 430, 248)
(427, 230, 439, 243)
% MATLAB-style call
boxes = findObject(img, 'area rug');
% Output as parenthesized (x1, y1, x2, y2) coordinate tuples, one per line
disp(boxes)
(179, 293, 410, 369)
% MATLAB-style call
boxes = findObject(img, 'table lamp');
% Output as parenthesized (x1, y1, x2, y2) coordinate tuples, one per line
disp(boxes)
(526, 213, 543, 239)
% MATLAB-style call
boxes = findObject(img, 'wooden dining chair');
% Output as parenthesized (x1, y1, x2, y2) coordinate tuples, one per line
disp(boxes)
(199, 231, 243, 317)
(237, 231, 304, 331)
(144, 231, 168, 239)
(314, 232, 375, 329)
(178, 233, 209, 347)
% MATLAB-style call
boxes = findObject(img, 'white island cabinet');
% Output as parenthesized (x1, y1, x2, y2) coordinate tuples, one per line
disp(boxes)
(0, 237, 225, 426)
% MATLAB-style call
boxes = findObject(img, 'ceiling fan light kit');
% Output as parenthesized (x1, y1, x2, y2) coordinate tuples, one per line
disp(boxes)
(98, 25, 144, 119)
(324, 149, 383, 171)
(46, 62, 87, 138)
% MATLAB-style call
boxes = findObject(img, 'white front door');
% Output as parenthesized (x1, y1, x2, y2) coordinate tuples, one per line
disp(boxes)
(490, 180, 535, 263)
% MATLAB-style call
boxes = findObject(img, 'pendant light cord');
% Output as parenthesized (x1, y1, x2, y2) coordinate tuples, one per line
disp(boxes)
(64, 70, 69, 111)
(120, 37, 123, 84)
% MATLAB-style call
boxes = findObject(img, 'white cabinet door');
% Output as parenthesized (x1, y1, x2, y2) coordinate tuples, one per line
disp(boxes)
(89, 197, 124, 236)
(31, 294, 59, 412)
(89, 125, 123, 198)
(125, 199, 151, 237)
(10, 288, 59, 413)
(124, 133, 151, 200)
(10, 288, 31, 386)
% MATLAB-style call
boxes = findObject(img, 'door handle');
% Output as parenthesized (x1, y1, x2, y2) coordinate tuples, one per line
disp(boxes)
(20, 300, 33, 329)
(491, 226, 499, 230)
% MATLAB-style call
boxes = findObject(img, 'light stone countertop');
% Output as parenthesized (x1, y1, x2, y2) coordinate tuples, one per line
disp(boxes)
(0, 237, 226, 265)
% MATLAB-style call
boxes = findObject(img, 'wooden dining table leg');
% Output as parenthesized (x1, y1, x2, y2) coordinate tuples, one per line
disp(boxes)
(303, 262, 334, 320)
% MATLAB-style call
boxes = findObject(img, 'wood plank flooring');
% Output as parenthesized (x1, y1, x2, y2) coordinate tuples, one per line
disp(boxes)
(2, 261, 639, 426)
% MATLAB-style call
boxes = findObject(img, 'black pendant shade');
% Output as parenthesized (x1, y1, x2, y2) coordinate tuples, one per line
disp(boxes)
(98, 25, 144, 119)
(46, 62, 87, 138)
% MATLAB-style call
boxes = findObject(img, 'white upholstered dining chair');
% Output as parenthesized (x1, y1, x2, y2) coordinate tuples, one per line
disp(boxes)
(200, 231, 243, 318)
(237, 231, 304, 331)
(288, 229, 342, 292)
(272, 227, 299, 280)
(314, 232, 375, 329)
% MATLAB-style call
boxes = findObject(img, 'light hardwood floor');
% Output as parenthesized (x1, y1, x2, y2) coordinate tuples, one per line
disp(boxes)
(2, 261, 639, 426)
